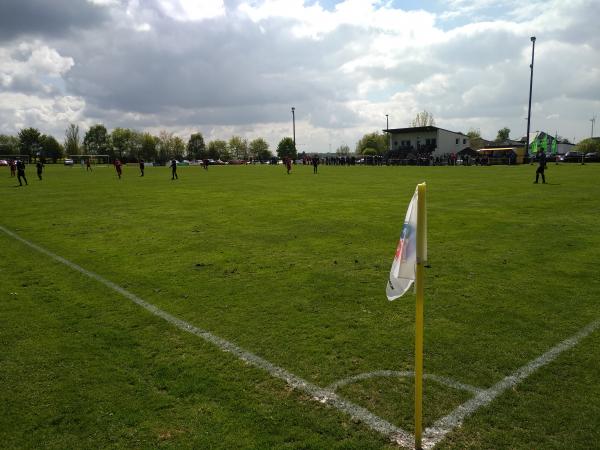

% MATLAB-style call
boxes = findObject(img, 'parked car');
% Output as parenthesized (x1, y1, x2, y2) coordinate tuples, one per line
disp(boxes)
(0, 159, 8, 166)
(64, 158, 74, 165)
(562, 151, 582, 162)
(584, 152, 599, 162)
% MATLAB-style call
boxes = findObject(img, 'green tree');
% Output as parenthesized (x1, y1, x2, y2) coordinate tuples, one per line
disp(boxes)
(111, 128, 135, 160)
(249, 137, 271, 160)
(139, 133, 158, 161)
(411, 110, 435, 127)
(228, 136, 249, 160)
(187, 133, 206, 160)
(467, 128, 485, 150)
(208, 140, 229, 161)
(39, 135, 63, 162)
(276, 137, 297, 159)
(495, 127, 511, 142)
(64, 123, 81, 156)
(173, 136, 185, 160)
(0, 134, 20, 155)
(83, 124, 110, 155)
(336, 144, 350, 155)
(18, 127, 42, 157)
(355, 132, 387, 155)
(575, 138, 600, 154)
(156, 131, 174, 163)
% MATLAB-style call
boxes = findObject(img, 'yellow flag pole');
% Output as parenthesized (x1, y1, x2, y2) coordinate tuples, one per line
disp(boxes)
(414, 182, 427, 449)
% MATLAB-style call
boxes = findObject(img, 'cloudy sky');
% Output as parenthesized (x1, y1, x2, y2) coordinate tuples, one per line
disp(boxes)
(1, 0, 598, 151)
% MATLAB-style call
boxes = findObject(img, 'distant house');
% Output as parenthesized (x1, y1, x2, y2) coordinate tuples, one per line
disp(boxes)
(521, 131, 574, 155)
(383, 126, 470, 158)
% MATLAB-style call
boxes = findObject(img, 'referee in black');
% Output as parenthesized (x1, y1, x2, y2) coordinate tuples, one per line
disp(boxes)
(534, 150, 547, 184)
(17, 160, 28, 186)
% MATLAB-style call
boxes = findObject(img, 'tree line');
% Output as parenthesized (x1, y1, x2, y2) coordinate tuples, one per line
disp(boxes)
(0, 124, 304, 163)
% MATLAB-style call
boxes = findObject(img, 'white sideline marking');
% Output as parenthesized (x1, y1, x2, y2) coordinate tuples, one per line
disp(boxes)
(422, 318, 600, 449)
(328, 370, 483, 395)
(0, 225, 414, 448)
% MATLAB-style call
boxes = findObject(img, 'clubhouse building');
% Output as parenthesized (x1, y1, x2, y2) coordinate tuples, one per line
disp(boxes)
(383, 126, 471, 158)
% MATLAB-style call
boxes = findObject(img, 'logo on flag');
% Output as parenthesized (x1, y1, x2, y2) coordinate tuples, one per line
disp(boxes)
(386, 185, 426, 300)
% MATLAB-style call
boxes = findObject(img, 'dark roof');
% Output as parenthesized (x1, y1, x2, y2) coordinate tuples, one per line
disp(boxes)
(383, 125, 468, 136)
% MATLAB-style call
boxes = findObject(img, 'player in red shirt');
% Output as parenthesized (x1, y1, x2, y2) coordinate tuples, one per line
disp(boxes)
(114, 159, 123, 179)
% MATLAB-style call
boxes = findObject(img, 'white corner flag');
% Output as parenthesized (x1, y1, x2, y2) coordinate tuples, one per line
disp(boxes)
(386, 184, 427, 301)
(386, 182, 428, 449)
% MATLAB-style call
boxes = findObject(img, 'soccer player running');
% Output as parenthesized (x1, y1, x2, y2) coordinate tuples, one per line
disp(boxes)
(534, 150, 547, 184)
(170, 159, 178, 180)
(284, 157, 292, 175)
(114, 159, 123, 179)
(16, 160, 28, 186)
(139, 159, 145, 177)
(86, 159, 92, 172)
(312, 155, 319, 174)
(36, 160, 44, 180)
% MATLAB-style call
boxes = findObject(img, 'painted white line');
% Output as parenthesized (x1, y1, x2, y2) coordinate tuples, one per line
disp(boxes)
(0, 225, 414, 448)
(422, 318, 600, 449)
(328, 370, 483, 395)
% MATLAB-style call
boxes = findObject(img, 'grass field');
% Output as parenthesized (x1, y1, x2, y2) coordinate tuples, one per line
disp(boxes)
(1, 162, 600, 449)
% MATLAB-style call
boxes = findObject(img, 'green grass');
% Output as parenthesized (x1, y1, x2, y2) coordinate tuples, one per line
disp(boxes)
(1, 163, 599, 448)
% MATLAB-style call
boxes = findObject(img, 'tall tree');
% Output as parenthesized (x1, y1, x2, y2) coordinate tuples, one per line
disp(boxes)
(18, 127, 42, 157)
(0, 134, 20, 155)
(111, 127, 134, 160)
(139, 132, 158, 161)
(411, 110, 436, 127)
(249, 137, 271, 160)
(207, 140, 229, 161)
(228, 135, 249, 160)
(39, 135, 63, 162)
(336, 144, 350, 155)
(276, 137, 297, 159)
(467, 128, 485, 150)
(186, 132, 206, 160)
(495, 127, 511, 142)
(173, 136, 185, 160)
(83, 124, 110, 155)
(156, 131, 174, 163)
(64, 123, 81, 156)
(355, 132, 387, 155)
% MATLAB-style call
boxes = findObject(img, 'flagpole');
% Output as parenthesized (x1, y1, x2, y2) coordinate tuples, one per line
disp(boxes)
(414, 182, 426, 449)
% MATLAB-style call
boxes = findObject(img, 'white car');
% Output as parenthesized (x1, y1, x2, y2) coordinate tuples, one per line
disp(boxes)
(64, 159, 74, 165)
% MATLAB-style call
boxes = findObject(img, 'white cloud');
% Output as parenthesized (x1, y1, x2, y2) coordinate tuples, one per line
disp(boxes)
(157, 0, 225, 21)
(1, 0, 599, 150)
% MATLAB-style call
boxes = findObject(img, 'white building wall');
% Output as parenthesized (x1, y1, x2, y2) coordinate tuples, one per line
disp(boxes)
(436, 129, 470, 156)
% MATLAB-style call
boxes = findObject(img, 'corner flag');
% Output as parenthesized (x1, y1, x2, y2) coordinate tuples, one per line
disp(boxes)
(386, 182, 427, 449)
(386, 183, 427, 300)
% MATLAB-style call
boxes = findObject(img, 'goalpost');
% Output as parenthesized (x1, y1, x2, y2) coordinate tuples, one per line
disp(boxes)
(69, 155, 111, 166)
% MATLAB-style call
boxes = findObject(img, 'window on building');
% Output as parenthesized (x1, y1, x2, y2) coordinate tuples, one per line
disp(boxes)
(432, 138, 437, 146)
(455, 138, 459, 144)
(463, 138, 467, 144)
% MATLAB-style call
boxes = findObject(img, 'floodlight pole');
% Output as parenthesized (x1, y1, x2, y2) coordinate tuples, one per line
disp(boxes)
(292, 107, 296, 153)
(525, 36, 536, 162)
(386, 114, 391, 153)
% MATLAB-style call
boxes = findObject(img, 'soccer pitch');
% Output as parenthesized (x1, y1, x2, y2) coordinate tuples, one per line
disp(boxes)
(2, 163, 600, 449)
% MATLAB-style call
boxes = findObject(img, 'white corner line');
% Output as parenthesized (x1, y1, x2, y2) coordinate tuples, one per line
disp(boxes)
(0, 225, 415, 449)
(422, 318, 600, 449)
(327, 370, 483, 395)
